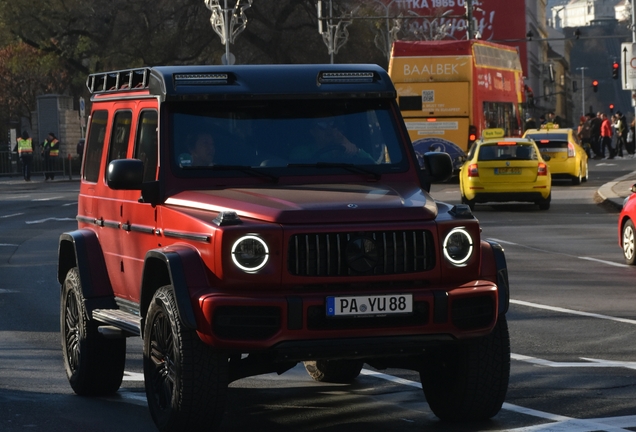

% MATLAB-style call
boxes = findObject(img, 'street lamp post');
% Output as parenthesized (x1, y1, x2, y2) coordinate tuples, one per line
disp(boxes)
(317, 0, 355, 64)
(205, 0, 253, 65)
(577, 67, 587, 117)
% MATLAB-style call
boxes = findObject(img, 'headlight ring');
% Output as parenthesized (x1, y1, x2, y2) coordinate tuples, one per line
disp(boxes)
(443, 227, 473, 266)
(231, 235, 269, 272)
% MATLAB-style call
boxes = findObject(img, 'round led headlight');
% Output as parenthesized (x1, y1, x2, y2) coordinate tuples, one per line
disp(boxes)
(443, 227, 473, 266)
(231, 235, 269, 272)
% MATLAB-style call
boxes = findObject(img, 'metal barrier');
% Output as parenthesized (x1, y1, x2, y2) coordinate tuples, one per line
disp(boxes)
(0, 151, 79, 178)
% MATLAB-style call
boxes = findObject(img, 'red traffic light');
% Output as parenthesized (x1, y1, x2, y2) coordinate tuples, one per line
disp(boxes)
(592, 79, 599, 85)
(592, 79, 599, 92)
(612, 62, 619, 79)
(610, 103, 615, 109)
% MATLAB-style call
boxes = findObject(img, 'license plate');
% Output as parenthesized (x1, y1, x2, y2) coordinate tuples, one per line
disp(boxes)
(326, 294, 413, 317)
(494, 167, 521, 175)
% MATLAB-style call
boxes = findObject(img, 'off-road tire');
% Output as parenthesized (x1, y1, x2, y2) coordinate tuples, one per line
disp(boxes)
(303, 359, 364, 383)
(61, 267, 126, 395)
(144, 286, 228, 432)
(420, 316, 510, 421)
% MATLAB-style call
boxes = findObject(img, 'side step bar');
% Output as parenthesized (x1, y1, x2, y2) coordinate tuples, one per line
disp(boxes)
(93, 309, 142, 337)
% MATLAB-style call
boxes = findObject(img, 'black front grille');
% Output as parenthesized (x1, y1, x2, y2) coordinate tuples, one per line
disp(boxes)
(307, 301, 429, 330)
(288, 230, 435, 276)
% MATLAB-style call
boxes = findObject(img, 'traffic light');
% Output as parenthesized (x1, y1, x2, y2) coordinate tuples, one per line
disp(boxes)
(612, 61, 619, 79)
(610, 103, 615, 114)
(592, 79, 598, 92)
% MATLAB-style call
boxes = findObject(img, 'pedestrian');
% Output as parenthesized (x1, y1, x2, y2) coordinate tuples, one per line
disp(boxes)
(589, 112, 602, 159)
(628, 119, 635, 157)
(578, 115, 593, 158)
(76, 138, 85, 157)
(619, 111, 628, 156)
(524, 117, 537, 131)
(600, 113, 615, 159)
(16, 131, 33, 182)
(614, 112, 625, 158)
(42, 132, 60, 181)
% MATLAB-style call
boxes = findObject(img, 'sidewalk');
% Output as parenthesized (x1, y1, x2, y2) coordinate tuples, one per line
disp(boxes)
(596, 170, 636, 211)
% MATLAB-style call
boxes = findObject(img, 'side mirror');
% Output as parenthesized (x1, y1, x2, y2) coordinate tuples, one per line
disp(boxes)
(107, 159, 144, 190)
(422, 151, 453, 183)
(631, 183, 636, 194)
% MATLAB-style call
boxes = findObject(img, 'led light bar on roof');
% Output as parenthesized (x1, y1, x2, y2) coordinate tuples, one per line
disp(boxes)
(86, 68, 150, 94)
(318, 71, 376, 84)
(174, 73, 229, 86)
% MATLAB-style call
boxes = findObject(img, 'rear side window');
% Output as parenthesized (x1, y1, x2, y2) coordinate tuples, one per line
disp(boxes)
(83, 110, 108, 183)
(108, 111, 132, 163)
(133, 110, 158, 182)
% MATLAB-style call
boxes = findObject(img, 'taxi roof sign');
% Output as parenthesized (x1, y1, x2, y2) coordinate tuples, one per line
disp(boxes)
(540, 122, 559, 130)
(482, 128, 505, 139)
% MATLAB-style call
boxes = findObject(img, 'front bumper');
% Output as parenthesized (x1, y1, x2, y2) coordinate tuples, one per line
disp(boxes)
(195, 281, 500, 355)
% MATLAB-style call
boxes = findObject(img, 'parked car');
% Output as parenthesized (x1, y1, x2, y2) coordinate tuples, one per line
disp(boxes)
(619, 184, 636, 264)
(58, 65, 511, 431)
(460, 129, 552, 210)
(522, 126, 588, 185)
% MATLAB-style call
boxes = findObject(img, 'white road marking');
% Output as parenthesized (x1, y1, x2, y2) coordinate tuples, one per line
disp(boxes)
(512, 353, 636, 370)
(25, 217, 76, 225)
(579, 256, 630, 268)
(0, 244, 18, 247)
(511, 299, 636, 325)
(32, 196, 63, 201)
(0, 289, 18, 293)
(0, 213, 23, 219)
(123, 371, 144, 381)
(62, 202, 77, 207)
(487, 238, 630, 268)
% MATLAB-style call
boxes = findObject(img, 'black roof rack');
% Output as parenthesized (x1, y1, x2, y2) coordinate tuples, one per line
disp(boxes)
(86, 68, 151, 94)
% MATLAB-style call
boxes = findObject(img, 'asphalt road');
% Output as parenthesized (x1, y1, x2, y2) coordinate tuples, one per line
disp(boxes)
(1, 159, 636, 432)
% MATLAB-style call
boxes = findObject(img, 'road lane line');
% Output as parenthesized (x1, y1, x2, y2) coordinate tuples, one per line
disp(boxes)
(0, 213, 23, 219)
(512, 353, 636, 369)
(0, 244, 18, 247)
(32, 196, 63, 201)
(511, 299, 636, 325)
(488, 238, 631, 268)
(25, 217, 76, 224)
(579, 256, 630, 268)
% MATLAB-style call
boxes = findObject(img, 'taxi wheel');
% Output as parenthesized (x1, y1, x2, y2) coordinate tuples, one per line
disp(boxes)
(420, 316, 510, 421)
(537, 193, 551, 210)
(303, 359, 364, 383)
(622, 220, 636, 265)
(461, 196, 476, 211)
(572, 167, 582, 185)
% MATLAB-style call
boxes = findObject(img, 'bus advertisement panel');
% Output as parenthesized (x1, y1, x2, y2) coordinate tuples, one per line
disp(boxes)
(389, 40, 524, 171)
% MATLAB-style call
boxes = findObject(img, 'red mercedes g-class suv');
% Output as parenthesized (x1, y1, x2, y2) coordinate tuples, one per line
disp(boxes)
(58, 64, 510, 431)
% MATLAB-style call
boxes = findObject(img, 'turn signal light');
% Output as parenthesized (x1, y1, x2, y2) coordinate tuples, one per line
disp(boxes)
(567, 142, 575, 158)
(537, 162, 548, 176)
(467, 163, 479, 177)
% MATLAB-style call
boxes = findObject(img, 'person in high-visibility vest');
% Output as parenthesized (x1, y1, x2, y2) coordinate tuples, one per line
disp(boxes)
(42, 132, 60, 181)
(16, 130, 33, 181)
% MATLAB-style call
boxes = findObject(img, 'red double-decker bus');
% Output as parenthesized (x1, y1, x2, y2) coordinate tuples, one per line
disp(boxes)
(389, 39, 525, 170)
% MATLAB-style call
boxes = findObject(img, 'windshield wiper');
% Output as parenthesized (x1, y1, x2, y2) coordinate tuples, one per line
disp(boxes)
(287, 162, 381, 181)
(184, 165, 279, 183)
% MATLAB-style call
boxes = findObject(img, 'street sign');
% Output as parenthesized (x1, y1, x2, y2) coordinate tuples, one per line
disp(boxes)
(621, 42, 636, 90)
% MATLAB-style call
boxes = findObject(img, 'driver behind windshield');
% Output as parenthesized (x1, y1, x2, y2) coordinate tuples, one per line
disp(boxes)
(290, 117, 375, 163)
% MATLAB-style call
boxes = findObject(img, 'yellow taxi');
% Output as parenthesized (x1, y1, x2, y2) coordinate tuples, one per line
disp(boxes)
(459, 129, 552, 210)
(522, 124, 588, 185)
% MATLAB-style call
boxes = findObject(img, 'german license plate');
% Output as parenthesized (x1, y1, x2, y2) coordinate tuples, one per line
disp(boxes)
(326, 294, 413, 317)
(494, 167, 521, 175)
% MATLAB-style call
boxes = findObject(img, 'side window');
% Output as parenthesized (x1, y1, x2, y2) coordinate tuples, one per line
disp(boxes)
(134, 110, 159, 182)
(83, 110, 108, 183)
(108, 111, 133, 163)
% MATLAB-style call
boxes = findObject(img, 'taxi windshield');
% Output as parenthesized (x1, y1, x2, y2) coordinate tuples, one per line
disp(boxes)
(478, 143, 537, 161)
(168, 99, 407, 178)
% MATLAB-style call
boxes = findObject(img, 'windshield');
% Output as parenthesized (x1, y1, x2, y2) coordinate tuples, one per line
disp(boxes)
(169, 99, 407, 178)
